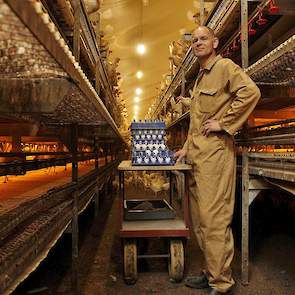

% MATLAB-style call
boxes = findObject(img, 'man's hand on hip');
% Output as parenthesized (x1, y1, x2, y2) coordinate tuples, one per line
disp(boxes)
(174, 149, 187, 163)
(202, 119, 222, 136)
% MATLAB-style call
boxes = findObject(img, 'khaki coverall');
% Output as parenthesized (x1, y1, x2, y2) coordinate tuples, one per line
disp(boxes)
(184, 55, 260, 292)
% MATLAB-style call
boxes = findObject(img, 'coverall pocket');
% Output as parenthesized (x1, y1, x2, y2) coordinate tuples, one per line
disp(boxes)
(199, 88, 218, 113)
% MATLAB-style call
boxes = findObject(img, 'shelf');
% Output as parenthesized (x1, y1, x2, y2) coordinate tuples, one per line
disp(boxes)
(118, 160, 191, 171)
(122, 218, 187, 231)
(3, 0, 125, 143)
(245, 34, 295, 86)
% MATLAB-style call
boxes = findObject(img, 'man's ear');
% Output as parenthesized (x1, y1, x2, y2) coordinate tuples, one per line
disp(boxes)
(213, 37, 219, 50)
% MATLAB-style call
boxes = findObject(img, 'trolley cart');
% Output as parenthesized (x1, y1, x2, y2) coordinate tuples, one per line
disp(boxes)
(118, 160, 192, 284)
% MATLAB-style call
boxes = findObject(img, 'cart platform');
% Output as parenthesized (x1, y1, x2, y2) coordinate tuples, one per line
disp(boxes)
(118, 160, 192, 284)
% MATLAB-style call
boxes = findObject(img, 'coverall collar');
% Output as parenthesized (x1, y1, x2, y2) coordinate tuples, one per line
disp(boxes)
(201, 54, 222, 71)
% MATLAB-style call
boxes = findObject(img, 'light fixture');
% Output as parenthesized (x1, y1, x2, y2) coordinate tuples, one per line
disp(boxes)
(134, 96, 140, 103)
(135, 88, 142, 95)
(134, 105, 139, 111)
(136, 43, 146, 55)
(136, 71, 143, 79)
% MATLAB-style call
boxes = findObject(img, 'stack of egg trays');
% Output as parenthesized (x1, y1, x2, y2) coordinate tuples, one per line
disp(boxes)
(130, 120, 175, 166)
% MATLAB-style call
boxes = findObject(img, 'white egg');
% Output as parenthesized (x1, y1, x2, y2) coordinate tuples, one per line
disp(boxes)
(158, 157, 164, 164)
(153, 149, 159, 156)
(151, 156, 157, 164)
(148, 143, 154, 150)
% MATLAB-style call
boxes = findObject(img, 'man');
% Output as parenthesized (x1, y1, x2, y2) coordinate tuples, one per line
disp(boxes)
(174, 26, 260, 295)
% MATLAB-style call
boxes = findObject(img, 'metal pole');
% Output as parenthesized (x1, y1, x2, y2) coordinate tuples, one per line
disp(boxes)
(181, 69, 186, 97)
(200, 0, 205, 25)
(241, 0, 249, 69)
(169, 171, 172, 205)
(71, 124, 78, 182)
(94, 186, 100, 217)
(242, 148, 249, 285)
(72, 189, 79, 293)
(73, 0, 81, 61)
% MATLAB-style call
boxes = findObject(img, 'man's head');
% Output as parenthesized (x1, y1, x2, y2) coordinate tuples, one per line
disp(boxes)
(191, 26, 219, 60)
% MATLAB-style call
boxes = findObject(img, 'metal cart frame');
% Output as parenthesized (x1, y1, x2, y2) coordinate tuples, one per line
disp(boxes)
(118, 160, 191, 284)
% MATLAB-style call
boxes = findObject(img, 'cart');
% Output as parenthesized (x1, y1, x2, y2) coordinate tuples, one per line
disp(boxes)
(118, 160, 192, 284)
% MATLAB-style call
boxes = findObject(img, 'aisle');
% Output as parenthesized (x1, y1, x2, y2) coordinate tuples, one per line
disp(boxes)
(53, 186, 295, 295)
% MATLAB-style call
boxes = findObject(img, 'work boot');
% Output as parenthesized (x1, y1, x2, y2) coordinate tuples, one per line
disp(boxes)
(208, 287, 233, 295)
(184, 273, 209, 289)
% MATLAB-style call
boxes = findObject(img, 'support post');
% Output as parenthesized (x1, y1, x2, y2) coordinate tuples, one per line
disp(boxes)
(95, 65, 101, 95)
(242, 148, 249, 285)
(241, 0, 249, 69)
(71, 124, 78, 182)
(72, 189, 79, 293)
(105, 145, 108, 165)
(181, 69, 186, 97)
(11, 134, 23, 162)
(94, 137, 99, 172)
(200, 0, 205, 25)
(94, 186, 100, 217)
(73, 0, 81, 61)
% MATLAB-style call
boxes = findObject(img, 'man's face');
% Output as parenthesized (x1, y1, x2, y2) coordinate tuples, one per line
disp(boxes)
(191, 27, 218, 58)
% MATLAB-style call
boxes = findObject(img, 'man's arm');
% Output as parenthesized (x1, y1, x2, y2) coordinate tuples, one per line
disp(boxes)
(218, 59, 261, 135)
(174, 132, 192, 162)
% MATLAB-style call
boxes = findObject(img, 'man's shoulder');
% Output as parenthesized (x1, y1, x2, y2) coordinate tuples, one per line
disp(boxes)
(216, 57, 240, 69)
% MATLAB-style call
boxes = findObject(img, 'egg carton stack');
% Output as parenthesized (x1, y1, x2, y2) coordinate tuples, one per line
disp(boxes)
(131, 120, 175, 166)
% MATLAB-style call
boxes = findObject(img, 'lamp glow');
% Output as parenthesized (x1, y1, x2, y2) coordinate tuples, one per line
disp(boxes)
(134, 96, 140, 103)
(135, 88, 142, 95)
(136, 71, 143, 79)
(136, 44, 146, 55)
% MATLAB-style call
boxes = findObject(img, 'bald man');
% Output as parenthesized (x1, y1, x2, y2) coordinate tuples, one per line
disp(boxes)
(175, 26, 260, 295)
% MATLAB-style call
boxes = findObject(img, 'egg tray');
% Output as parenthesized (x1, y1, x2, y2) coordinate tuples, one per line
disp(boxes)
(131, 161, 175, 166)
(130, 121, 166, 130)
(132, 135, 165, 141)
(132, 142, 166, 150)
(131, 149, 175, 166)
(124, 199, 176, 220)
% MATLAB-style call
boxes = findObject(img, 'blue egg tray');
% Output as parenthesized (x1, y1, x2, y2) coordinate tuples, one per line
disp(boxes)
(130, 120, 166, 130)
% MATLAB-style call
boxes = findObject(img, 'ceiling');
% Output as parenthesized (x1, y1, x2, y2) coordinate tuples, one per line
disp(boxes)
(98, 0, 216, 121)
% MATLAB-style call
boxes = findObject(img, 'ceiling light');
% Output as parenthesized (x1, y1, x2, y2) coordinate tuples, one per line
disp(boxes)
(135, 88, 142, 95)
(136, 43, 146, 55)
(134, 105, 139, 111)
(134, 96, 140, 103)
(136, 71, 143, 79)
(142, 0, 149, 6)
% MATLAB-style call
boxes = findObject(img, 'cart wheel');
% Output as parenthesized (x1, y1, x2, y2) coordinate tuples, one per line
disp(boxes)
(168, 239, 184, 282)
(123, 239, 138, 284)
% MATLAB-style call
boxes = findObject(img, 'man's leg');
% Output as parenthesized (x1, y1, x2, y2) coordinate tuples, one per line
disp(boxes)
(196, 138, 236, 293)
(185, 166, 209, 289)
